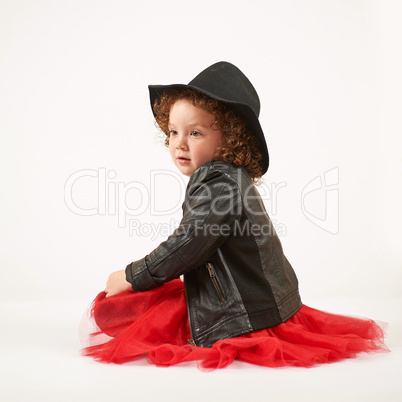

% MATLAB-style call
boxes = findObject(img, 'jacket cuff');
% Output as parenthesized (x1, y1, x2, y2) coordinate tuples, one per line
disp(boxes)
(125, 258, 160, 291)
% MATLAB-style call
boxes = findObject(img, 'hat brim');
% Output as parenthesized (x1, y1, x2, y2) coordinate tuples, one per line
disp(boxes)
(148, 84, 269, 175)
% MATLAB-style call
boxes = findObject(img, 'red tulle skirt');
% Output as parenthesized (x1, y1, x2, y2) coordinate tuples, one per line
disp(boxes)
(81, 279, 388, 370)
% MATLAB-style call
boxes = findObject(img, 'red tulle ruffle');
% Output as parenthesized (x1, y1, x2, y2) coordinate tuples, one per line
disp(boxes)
(81, 279, 388, 370)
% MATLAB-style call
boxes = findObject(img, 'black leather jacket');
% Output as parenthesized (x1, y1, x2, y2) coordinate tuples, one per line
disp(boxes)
(126, 161, 302, 347)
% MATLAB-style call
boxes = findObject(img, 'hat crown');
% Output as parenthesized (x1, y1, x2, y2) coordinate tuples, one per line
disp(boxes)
(188, 62, 260, 117)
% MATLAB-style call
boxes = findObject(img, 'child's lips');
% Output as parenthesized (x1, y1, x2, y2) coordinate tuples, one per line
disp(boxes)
(177, 156, 190, 164)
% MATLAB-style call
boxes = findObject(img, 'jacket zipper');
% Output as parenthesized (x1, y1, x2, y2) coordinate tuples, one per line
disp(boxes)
(206, 263, 225, 302)
(184, 279, 196, 346)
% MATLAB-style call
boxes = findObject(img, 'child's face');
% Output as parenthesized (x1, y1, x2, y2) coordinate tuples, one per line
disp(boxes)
(168, 99, 222, 177)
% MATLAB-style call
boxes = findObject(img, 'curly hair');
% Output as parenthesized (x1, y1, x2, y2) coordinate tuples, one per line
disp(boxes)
(152, 88, 263, 182)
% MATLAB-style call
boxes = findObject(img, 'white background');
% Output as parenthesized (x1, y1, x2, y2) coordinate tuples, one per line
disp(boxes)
(1, 0, 401, 401)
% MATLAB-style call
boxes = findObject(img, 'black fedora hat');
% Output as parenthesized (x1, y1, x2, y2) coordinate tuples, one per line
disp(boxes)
(148, 61, 269, 174)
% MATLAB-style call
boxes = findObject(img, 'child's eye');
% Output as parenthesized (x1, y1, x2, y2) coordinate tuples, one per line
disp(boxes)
(169, 130, 178, 136)
(190, 130, 201, 137)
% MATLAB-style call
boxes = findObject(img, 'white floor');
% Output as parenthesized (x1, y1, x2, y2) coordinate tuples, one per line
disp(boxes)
(1, 297, 401, 402)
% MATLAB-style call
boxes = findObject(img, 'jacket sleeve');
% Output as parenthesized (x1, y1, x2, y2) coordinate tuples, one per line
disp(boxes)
(125, 165, 242, 291)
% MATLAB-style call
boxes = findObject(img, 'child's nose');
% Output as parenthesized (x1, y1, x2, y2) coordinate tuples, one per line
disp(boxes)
(176, 133, 188, 150)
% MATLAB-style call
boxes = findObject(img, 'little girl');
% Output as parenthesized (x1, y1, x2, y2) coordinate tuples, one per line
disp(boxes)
(82, 61, 387, 369)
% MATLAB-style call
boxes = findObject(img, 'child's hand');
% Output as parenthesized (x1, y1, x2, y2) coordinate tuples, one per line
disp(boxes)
(105, 270, 132, 297)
